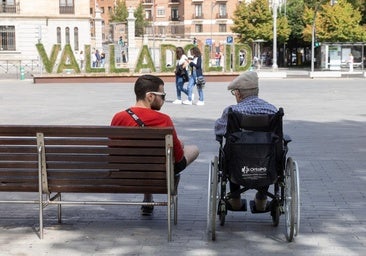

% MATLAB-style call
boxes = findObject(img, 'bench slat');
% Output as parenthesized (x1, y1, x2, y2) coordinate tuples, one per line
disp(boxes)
(49, 185, 167, 194)
(0, 126, 173, 138)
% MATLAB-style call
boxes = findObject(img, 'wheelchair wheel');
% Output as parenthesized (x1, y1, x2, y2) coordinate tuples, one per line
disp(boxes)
(207, 156, 219, 241)
(293, 159, 300, 237)
(284, 157, 298, 242)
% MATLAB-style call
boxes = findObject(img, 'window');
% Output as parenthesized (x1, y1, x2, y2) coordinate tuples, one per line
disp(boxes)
(157, 26, 165, 35)
(1, 0, 16, 13)
(194, 4, 203, 18)
(171, 8, 179, 21)
(65, 27, 70, 44)
(0, 25, 15, 51)
(145, 9, 152, 21)
(74, 27, 79, 51)
(218, 4, 227, 18)
(59, 0, 74, 14)
(195, 24, 203, 33)
(219, 24, 227, 32)
(156, 7, 165, 17)
(57, 27, 61, 44)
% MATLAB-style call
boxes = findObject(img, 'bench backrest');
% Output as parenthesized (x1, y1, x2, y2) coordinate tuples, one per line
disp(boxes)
(0, 125, 174, 194)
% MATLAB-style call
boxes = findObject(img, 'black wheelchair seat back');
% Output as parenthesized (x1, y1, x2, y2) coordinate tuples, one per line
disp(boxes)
(223, 108, 284, 189)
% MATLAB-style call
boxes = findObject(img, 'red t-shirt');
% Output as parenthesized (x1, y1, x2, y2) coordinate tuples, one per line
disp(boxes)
(111, 107, 184, 163)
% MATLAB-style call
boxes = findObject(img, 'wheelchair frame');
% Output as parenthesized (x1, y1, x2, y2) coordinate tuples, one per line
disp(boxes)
(207, 108, 300, 242)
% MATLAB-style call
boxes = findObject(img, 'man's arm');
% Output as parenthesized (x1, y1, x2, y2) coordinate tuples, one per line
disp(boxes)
(214, 106, 230, 136)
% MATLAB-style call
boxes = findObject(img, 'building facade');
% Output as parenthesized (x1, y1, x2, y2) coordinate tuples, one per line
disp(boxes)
(93, 0, 240, 49)
(0, 0, 91, 75)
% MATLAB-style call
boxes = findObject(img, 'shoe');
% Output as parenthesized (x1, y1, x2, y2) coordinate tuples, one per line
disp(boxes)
(172, 99, 182, 104)
(182, 100, 192, 105)
(254, 192, 267, 212)
(141, 200, 154, 216)
(196, 101, 204, 106)
(227, 198, 242, 211)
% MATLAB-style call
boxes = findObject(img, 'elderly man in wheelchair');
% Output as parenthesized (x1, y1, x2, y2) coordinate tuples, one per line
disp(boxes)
(207, 71, 300, 242)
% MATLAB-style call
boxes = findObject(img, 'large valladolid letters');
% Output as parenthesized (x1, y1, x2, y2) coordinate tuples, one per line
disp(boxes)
(36, 43, 253, 74)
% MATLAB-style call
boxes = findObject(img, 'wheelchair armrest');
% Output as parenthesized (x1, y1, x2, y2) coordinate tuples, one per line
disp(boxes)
(284, 134, 292, 145)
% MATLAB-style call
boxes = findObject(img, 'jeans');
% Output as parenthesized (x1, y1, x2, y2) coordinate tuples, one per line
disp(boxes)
(197, 83, 204, 101)
(175, 75, 188, 100)
(189, 71, 204, 102)
(187, 74, 196, 101)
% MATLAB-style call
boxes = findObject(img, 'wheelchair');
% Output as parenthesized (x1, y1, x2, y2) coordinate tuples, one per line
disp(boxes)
(207, 108, 300, 242)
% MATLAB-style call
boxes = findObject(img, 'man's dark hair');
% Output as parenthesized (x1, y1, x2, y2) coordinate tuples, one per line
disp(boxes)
(134, 75, 164, 101)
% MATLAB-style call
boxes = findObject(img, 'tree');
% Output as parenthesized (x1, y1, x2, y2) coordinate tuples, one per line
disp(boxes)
(286, 0, 307, 47)
(347, 0, 366, 24)
(303, 0, 366, 42)
(110, 1, 147, 37)
(134, 3, 148, 37)
(232, 0, 290, 44)
(110, 0, 128, 22)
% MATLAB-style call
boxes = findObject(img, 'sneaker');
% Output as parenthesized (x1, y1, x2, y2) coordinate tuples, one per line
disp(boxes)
(196, 101, 205, 106)
(182, 100, 192, 105)
(141, 200, 154, 216)
(254, 192, 267, 212)
(172, 99, 182, 104)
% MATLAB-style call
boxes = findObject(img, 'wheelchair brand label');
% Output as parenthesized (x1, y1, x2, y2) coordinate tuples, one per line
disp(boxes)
(241, 166, 267, 177)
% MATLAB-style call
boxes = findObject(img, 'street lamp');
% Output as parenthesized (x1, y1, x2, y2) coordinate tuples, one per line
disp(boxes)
(271, 0, 279, 70)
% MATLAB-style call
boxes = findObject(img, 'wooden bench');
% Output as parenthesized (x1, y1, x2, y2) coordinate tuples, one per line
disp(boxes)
(0, 125, 177, 241)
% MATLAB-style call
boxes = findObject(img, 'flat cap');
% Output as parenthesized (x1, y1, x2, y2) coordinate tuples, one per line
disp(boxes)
(227, 71, 258, 90)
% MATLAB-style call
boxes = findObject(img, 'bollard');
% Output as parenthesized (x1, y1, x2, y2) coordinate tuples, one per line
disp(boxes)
(20, 66, 25, 80)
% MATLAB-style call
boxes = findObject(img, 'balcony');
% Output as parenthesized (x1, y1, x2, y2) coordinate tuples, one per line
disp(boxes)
(192, 14, 204, 19)
(170, 16, 180, 21)
(169, 0, 180, 4)
(59, 5, 75, 14)
(142, 0, 153, 6)
(216, 13, 228, 19)
(0, 2, 19, 14)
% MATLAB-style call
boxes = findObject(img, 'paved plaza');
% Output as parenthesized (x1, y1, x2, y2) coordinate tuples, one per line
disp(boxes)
(0, 77, 365, 255)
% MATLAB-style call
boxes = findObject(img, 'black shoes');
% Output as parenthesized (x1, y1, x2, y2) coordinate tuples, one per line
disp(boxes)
(141, 201, 154, 216)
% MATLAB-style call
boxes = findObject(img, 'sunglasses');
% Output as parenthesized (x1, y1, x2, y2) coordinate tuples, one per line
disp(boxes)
(147, 91, 166, 101)
(230, 89, 238, 95)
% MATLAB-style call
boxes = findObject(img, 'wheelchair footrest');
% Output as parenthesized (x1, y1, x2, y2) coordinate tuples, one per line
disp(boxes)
(226, 199, 247, 212)
(250, 200, 271, 214)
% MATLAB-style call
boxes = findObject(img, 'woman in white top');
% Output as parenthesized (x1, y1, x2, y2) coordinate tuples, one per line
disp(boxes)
(173, 47, 189, 104)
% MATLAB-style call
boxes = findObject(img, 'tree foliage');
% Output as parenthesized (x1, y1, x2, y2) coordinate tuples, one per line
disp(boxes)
(134, 3, 148, 37)
(109, 0, 128, 22)
(232, 0, 290, 44)
(302, 0, 366, 42)
(110, 1, 147, 37)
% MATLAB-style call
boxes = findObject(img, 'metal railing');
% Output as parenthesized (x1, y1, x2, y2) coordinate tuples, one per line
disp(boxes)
(59, 5, 74, 14)
(0, 59, 41, 79)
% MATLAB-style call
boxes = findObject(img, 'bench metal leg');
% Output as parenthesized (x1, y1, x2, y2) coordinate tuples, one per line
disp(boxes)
(58, 193, 62, 224)
(39, 194, 44, 239)
(167, 195, 172, 241)
(174, 195, 178, 225)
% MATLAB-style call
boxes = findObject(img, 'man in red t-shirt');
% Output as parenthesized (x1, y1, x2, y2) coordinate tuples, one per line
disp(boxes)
(111, 74, 199, 215)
